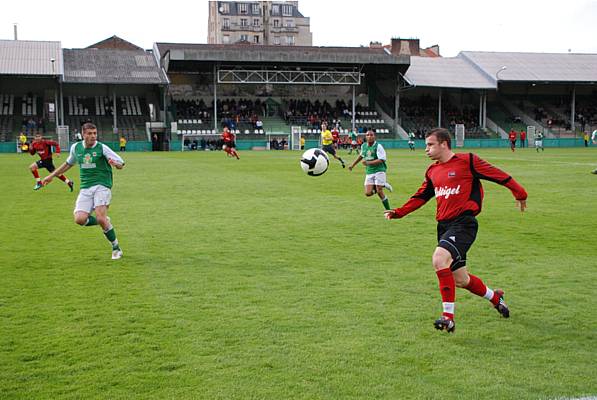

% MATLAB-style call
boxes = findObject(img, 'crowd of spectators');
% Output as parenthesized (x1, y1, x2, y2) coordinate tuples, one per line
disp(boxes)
(282, 99, 353, 129)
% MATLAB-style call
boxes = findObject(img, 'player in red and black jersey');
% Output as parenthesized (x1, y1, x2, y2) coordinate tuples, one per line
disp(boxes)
(385, 128, 527, 333)
(221, 126, 240, 160)
(28, 133, 74, 191)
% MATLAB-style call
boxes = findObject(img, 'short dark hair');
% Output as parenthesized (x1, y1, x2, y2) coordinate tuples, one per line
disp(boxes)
(82, 122, 97, 133)
(426, 128, 452, 149)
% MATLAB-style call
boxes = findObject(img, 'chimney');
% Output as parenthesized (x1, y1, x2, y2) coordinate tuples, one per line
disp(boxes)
(13, 23, 18, 40)
(390, 38, 420, 56)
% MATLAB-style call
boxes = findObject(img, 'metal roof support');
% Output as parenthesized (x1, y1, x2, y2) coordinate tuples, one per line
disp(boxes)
(217, 69, 361, 85)
(214, 64, 218, 133)
(438, 89, 442, 128)
(571, 85, 576, 132)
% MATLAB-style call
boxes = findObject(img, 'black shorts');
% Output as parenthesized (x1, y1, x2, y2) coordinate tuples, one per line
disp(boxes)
(36, 159, 56, 172)
(437, 214, 478, 271)
(322, 144, 336, 156)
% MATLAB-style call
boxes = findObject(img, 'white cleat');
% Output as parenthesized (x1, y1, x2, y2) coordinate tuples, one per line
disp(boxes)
(112, 249, 123, 260)
(385, 182, 393, 192)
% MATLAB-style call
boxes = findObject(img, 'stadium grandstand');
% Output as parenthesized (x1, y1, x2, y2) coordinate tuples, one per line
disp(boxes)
(0, 37, 168, 152)
(154, 42, 408, 150)
(402, 51, 597, 143)
(1, 34, 596, 152)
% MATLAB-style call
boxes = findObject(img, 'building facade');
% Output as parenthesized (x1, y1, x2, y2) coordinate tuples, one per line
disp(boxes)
(208, 1, 312, 46)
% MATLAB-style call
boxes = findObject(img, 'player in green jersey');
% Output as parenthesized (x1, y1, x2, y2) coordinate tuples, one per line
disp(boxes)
(348, 129, 393, 210)
(42, 123, 125, 260)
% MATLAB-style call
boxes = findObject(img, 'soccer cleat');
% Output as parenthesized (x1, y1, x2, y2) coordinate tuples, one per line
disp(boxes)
(111, 248, 123, 260)
(33, 182, 43, 190)
(494, 289, 510, 318)
(385, 182, 393, 192)
(434, 316, 456, 333)
(591, 169, 597, 175)
(68, 181, 74, 192)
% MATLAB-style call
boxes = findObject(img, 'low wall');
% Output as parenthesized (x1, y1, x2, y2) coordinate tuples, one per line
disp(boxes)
(0, 138, 587, 153)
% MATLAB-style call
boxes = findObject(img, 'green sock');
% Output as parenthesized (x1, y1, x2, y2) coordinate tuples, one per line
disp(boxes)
(85, 216, 98, 226)
(382, 197, 391, 210)
(104, 228, 119, 249)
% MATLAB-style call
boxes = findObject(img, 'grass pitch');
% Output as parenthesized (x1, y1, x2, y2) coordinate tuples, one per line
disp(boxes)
(1, 147, 596, 399)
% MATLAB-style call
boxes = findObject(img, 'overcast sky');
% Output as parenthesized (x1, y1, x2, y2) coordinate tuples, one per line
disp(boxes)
(1, 0, 596, 56)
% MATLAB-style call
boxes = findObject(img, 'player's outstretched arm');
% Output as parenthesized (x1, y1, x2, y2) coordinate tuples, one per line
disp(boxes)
(42, 162, 72, 185)
(348, 155, 363, 171)
(108, 159, 124, 169)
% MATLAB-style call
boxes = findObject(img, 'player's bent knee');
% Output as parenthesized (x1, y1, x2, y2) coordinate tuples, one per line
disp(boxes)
(74, 214, 88, 226)
(432, 248, 452, 271)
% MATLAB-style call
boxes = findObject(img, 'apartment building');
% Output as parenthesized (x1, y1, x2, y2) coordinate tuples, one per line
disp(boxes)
(208, 1, 312, 46)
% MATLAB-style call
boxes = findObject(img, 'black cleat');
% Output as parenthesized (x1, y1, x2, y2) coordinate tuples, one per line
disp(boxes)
(68, 181, 74, 192)
(434, 316, 455, 333)
(494, 289, 510, 318)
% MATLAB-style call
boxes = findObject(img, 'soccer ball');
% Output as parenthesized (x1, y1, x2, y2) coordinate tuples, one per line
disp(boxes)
(300, 148, 329, 176)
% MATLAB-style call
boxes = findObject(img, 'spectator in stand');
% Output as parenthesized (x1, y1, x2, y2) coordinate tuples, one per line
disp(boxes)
(509, 129, 517, 152)
(255, 117, 263, 131)
(520, 129, 527, 148)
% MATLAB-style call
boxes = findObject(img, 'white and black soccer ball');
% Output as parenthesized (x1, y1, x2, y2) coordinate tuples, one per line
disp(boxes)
(300, 148, 329, 176)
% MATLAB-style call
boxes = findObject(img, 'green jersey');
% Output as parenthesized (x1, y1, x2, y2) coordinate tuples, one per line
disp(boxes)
(67, 141, 124, 189)
(360, 141, 387, 174)
(349, 131, 358, 142)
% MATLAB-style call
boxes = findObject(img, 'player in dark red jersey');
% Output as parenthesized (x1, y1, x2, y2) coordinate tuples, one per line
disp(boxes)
(28, 133, 74, 191)
(384, 128, 527, 333)
(221, 126, 240, 159)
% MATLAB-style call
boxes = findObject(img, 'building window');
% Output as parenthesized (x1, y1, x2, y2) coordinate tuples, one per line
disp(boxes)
(223, 18, 230, 28)
(254, 35, 259, 43)
(223, 35, 230, 44)
(273, 36, 280, 45)
(271, 4, 279, 15)
(282, 4, 293, 16)
(273, 19, 279, 27)
(240, 34, 249, 42)
(285, 19, 294, 28)
(252, 3, 260, 14)
(286, 36, 295, 45)
(253, 18, 259, 26)
(240, 18, 248, 27)
(238, 3, 248, 14)
(220, 2, 229, 13)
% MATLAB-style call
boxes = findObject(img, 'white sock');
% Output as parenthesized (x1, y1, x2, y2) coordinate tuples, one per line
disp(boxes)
(483, 288, 494, 301)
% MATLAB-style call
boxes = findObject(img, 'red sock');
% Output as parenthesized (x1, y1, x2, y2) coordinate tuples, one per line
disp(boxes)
(58, 175, 67, 182)
(465, 274, 500, 305)
(464, 274, 487, 297)
(32, 169, 40, 179)
(436, 268, 455, 319)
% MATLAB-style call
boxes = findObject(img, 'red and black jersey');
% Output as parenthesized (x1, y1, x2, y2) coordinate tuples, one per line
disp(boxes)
(394, 153, 527, 221)
(508, 131, 517, 141)
(222, 131, 235, 143)
(29, 140, 60, 161)
(331, 130, 340, 143)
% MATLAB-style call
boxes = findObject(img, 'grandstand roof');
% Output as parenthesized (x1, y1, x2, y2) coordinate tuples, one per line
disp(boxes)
(155, 43, 408, 69)
(460, 51, 597, 83)
(63, 48, 168, 85)
(404, 56, 495, 89)
(0, 40, 63, 76)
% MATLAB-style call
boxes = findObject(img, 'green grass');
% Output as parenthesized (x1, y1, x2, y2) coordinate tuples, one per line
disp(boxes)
(1, 147, 596, 399)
